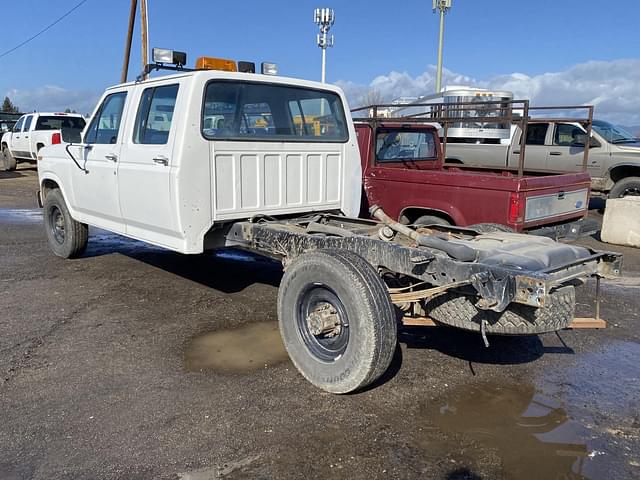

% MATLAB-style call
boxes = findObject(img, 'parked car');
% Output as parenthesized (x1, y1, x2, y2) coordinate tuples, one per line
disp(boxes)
(355, 119, 597, 239)
(1, 112, 86, 171)
(445, 119, 640, 198)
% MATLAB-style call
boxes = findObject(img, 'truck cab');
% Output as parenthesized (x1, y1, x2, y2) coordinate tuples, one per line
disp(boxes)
(37, 53, 361, 254)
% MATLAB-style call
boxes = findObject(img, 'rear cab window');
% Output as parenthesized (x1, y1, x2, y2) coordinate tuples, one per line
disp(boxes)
(201, 81, 348, 142)
(35, 116, 86, 131)
(375, 129, 437, 162)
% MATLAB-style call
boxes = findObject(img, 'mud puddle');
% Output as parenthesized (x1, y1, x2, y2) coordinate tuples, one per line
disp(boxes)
(423, 382, 609, 479)
(0, 208, 43, 224)
(185, 322, 288, 374)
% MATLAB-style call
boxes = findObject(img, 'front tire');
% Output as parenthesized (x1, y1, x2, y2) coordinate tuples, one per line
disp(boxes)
(43, 189, 88, 258)
(277, 250, 397, 393)
(609, 177, 640, 198)
(2, 146, 16, 171)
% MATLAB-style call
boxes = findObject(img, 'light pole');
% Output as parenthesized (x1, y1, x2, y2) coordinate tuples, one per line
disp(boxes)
(314, 8, 335, 83)
(433, 0, 452, 93)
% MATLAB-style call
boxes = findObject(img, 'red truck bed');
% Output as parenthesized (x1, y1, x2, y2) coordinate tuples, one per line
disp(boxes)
(356, 122, 593, 235)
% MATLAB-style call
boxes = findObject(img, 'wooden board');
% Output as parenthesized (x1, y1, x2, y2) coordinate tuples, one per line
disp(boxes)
(566, 317, 607, 329)
(402, 316, 607, 329)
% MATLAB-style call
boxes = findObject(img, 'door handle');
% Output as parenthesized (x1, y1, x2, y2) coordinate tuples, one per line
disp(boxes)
(153, 156, 169, 166)
(549, 151, 562, 156)
(512, 150, 520, 155)
(105, 154, 118, 162)
(24, 135, 29, 138)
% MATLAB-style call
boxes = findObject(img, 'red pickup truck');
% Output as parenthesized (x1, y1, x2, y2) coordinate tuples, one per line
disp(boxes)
(355, 120, 597, 238)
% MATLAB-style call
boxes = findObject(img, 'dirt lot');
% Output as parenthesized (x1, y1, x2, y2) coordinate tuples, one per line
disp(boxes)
(1, 166, 639, 480)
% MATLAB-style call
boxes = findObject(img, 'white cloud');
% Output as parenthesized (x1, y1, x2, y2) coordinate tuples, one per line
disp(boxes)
(4, 86, 100, 116)
(337, 59, 640, 126)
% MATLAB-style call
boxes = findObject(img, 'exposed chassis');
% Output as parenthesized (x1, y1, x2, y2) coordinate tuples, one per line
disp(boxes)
(226, 214, 621, 313)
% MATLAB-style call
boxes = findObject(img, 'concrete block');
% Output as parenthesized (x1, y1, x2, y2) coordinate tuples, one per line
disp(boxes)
(601, 197, 640, 248)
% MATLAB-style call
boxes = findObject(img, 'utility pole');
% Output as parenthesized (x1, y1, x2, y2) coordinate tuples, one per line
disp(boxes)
(120, 0, 137, 83)
(140, 0, 149, 80)
(433, 0, 452, 93)
(314, 8, 335, 83)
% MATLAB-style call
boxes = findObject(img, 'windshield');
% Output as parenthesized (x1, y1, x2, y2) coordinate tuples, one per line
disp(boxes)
(592, 120, 638, 144)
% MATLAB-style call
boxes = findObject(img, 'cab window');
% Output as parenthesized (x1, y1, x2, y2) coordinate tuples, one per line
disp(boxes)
(525, 123, 548, 145)
(13, 116, 25, 132)
(23, 115, 33, 131)
(553, 124, 584, 146)
(376, 130, 437, 162)
(202, 80, 348, 142)
(133, 84, 179, 144)
(85, 92, 127, 144)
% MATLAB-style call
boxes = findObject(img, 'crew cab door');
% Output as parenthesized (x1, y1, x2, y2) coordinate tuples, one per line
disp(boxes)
(9, 115, 29, 158)
(546, 123, 604, 176)
(71, 91, 128, 232)
(508, 123, 550, 170)
(118, 82, 180, 246)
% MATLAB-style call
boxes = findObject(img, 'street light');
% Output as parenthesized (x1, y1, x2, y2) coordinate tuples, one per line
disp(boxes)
(314, 8, 335, 83)
(433, 0, 452, 93)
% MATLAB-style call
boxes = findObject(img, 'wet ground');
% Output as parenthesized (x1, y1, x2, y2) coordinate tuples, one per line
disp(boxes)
(0, 166, 639, 479)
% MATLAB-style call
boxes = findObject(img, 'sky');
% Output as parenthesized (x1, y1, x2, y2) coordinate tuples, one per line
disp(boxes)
(1, 0, 639, 125)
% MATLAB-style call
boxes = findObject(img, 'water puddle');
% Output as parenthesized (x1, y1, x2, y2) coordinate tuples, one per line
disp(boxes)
(0, 208, 43, 224)
(185, 322, 288, 374)
(212, 249, 277, 265)
(423, 382, 595, 479)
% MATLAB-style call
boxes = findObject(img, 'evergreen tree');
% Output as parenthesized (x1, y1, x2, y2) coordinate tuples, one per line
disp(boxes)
(1, 97, 19, 113)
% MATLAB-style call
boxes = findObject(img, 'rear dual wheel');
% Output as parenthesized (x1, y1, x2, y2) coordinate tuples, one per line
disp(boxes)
(278, 250, 397, 393)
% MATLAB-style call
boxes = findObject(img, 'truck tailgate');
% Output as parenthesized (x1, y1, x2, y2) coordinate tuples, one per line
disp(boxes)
(518, 173, 590, 226)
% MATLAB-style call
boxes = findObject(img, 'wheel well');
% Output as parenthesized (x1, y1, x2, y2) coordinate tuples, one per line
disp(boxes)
(41, 179, 60, 199)
(37, 143, 44, 151)
(1, 142, 7, 150)
(609, 165, 640, 183)
(400, 208, 454, 225)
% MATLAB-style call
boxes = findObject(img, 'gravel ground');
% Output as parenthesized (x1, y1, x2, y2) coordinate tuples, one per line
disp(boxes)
(1, 165, 638, 480)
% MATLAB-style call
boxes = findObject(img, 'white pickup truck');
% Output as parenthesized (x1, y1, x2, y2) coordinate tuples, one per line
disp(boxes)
(445, 119, 640, 198)
(1, 112, 85, 171)
(36, 50, 621, 393)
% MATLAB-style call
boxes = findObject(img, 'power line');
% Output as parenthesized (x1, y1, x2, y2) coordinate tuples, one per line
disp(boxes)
(0, 0, 89, 60)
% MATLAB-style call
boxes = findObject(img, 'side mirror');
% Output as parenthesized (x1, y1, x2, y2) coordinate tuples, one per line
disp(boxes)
(60, 127, 83, 144)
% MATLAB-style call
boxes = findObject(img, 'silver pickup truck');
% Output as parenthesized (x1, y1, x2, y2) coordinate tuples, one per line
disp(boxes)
(445, 120, 640, 198)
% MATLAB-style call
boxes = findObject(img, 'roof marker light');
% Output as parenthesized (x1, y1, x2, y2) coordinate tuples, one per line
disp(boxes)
(238, 61, 256, 73)
(261, 62, 278, 75)
(196, 56, 237, 72)
(152, 48, 187, 66)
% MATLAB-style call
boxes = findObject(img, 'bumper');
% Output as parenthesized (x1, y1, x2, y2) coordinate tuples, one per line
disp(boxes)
(527, 217, 599, 241)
